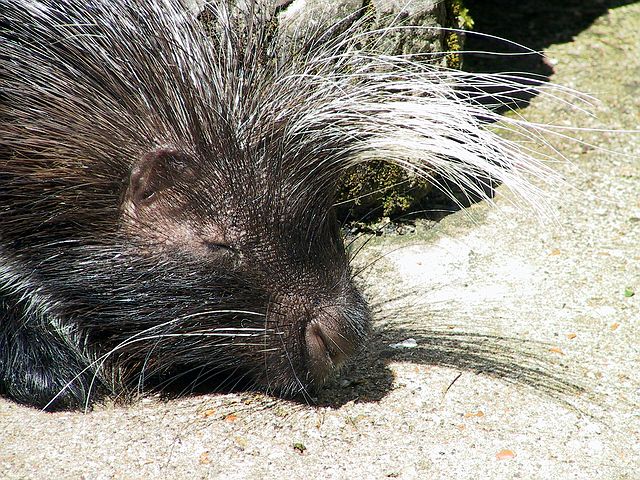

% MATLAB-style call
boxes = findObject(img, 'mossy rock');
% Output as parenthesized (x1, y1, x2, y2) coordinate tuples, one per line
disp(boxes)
(335, 162, 432, 219)
(276, 1, 472, 220)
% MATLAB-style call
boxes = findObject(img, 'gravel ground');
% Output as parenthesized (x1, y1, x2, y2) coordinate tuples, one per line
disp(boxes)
(1, 3, 639, 479)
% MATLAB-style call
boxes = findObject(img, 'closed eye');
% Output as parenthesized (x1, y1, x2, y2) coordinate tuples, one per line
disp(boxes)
(203, 241, 239, 255)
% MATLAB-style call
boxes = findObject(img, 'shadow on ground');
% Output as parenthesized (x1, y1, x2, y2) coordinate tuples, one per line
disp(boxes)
(463, 0, 639, 81)
(313, 312, 584, 408)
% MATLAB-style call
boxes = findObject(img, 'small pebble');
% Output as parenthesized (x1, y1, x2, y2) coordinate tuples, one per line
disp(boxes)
(389, 338, 418, 349)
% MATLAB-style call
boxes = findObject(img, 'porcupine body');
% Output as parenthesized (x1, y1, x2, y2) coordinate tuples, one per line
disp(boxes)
(0, 0, 558, 410)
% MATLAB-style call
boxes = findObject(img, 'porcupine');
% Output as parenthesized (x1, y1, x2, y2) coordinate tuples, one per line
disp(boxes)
(0, 0, 563, 410)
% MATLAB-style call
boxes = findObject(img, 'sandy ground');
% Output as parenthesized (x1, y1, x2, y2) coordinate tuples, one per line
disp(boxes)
(1, 2, 639, 479)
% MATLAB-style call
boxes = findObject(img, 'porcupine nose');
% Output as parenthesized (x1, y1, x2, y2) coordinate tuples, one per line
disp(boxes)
(304, 318, 357, 385)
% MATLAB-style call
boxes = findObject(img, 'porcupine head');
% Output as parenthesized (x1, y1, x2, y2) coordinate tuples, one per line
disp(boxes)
(0, 0, 371, 409)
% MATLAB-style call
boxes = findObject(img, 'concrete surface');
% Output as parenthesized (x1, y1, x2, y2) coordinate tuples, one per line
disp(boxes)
(1, 2, 639, 479)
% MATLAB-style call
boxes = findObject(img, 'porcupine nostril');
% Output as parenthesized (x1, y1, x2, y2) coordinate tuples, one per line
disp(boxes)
(304, 320, 353, 385)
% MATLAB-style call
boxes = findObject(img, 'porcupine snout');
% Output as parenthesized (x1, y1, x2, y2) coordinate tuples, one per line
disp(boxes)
(265, 286, 369, 389)
(251, 241, 371, 391)
(305, 315, 362, 385)
(302, 287, 370, 386)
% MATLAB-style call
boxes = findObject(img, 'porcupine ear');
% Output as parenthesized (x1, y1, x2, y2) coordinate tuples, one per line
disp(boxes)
(126, 149, 194, 207)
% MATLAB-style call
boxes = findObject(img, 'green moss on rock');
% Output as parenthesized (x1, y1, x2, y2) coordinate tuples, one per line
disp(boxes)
(335, 162, 433, 218)
(336, 1, 473, 220)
